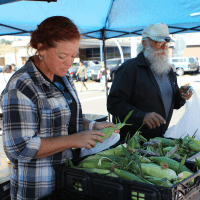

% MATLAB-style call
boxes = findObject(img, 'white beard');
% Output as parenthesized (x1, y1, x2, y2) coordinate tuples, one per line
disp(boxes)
(144, 44, 171, 74)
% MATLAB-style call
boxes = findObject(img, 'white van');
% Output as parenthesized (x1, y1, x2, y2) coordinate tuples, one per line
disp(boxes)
(170, 57, 199, 76)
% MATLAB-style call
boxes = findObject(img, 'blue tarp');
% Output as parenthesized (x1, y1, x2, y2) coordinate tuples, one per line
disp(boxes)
(0, 0, 200, 39)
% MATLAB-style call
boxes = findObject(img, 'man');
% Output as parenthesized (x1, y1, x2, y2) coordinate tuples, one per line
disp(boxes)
(107, 22, 192, 142)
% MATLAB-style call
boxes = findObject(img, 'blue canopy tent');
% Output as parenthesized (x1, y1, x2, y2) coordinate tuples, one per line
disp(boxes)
(0, 0, 200, 117)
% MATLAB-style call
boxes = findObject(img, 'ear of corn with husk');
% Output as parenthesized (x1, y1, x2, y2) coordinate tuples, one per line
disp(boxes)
(141, 163, 178, 181)
(150, 156, 192, 173)
(94, 110, 134, 143)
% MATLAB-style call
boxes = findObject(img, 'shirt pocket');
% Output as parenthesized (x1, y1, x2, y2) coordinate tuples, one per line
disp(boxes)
(38, 98, 71, 137)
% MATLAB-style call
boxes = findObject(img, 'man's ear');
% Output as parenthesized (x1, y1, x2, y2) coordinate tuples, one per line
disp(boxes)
(142, 40, 147, 48)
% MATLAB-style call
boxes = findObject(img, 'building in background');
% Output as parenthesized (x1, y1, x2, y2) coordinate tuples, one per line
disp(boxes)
(0, 32, 200, 69)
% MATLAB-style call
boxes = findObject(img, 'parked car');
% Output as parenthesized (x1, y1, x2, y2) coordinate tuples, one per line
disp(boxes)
(87, 64, 102, 80)
(170, 57, 199, 76)
(90, 58, 129, 82)
(68, 60, 100, 80)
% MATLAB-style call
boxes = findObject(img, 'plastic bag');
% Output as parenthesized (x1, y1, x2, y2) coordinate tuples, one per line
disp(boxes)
(164, 89, 200, 140)
(80, 132, 120, 157)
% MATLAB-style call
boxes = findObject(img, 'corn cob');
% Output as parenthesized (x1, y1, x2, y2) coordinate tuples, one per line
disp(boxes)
(145, 176, 173, 188)
(166, 145, 179, 158)
(98, 147, 124, 156)
(178, 171, 194, 185)
(150, 157, 192, 173)
(114, 168, 153, 184)
(163, 147, 174, 154)
(171, 153, 182, 160)
(94, 110, 133, 143)
(81, 154, 104, 162)
(187, 136, 200, 147)
(188, 142, 200, 153)
(75, 167, 110, 174)
(128, 148, 160, 156)
(77, 160, 113, 169)
(139, 156, 152, 163)
(151, 137, 175, 147)
(106, 172, 119, 178)
(141, 163, 177, 181)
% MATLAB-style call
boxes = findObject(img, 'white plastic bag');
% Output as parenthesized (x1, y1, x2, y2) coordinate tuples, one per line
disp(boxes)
(80, 132, 120, 157)
(164, 89, 200, 140)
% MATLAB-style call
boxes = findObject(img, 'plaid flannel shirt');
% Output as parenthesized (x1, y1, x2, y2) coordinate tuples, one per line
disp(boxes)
(1, 57, 83, 200)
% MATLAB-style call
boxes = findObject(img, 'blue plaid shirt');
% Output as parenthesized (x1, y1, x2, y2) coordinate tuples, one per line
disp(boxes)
(0, 57, 83, 200)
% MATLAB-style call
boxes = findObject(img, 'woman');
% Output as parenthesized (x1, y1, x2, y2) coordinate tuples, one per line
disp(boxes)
(76, 61, 88, 92)
(0, 16, 118, 200)
(98, 61, 110, 91)
(0, 65, 13, 94)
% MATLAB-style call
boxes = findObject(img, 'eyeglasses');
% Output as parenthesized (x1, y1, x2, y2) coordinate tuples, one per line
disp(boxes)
(54, 82, 73, 105)
(150, 39, 170, 47)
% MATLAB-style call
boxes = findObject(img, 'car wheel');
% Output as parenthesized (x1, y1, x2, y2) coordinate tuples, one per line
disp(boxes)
(111, 72, 115, 82)
(176, 68, 184, 76)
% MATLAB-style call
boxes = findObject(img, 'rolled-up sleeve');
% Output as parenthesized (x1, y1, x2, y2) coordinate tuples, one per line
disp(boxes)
(2, 89, 41, 163)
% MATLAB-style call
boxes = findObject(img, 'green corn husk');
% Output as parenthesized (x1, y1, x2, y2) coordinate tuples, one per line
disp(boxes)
(75, 167, 110, 174)
(106, 172, 119, 178)
(163, 147, 174, 154)
(188, 142, 200, 153)
(145, 176, 173, 188)
(139, 156, 152, 163)
(97, 147, 124, 156)
(81, 154, 104, 162)
(187, 136, 200, 147)
(114, 168, 153, 184)
(141, 163, 177, 181)
(150, 157, 192, 173)
(178, 171, 194, 185)
(77, 160, 113, 169)
(151, 137, 175, 147)
(94, 110, 134, 143)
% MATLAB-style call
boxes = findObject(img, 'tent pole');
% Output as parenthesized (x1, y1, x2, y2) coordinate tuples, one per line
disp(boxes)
(102, 28, 110, 122)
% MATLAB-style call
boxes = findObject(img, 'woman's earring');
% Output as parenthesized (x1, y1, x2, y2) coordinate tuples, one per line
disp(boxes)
(39, 54, 43, 61)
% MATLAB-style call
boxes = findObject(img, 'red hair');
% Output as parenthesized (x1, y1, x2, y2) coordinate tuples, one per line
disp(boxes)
(30, 16, 80, 51)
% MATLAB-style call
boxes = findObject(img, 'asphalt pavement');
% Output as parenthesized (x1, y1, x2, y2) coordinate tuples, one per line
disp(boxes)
(74, 74, 200, 127)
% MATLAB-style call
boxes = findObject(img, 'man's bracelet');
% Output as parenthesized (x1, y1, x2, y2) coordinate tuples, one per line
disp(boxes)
(89, 121, 96, 130)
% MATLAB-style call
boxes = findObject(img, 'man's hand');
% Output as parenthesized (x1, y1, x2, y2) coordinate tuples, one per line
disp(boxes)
(179, 86, 193, 100)
(143, 112, 166, 129)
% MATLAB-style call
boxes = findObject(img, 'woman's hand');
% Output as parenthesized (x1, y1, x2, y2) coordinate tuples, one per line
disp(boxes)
(69, 130, 105, 149)
(93, 121, 120, 133)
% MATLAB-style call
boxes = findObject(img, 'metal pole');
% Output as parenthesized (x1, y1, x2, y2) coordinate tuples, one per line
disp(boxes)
(113, 38, 124, 63)
(100, 40, 103, 63)
(102, 29, 110, 122)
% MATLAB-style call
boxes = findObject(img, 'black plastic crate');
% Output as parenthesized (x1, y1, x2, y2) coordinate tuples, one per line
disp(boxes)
(0, 180, 10, 200)
(56, 155, 200, 200)
(38, 192, 60, 200)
